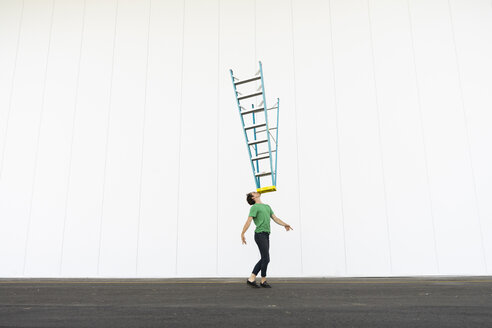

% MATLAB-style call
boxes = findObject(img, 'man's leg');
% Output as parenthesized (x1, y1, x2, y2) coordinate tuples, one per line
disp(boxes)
(251, 233, 264, 280)
(249, 258, 261, 282)
(252, 233, 268, 277)
(252, 259, 262, 278)
(255, 233, 270, 283)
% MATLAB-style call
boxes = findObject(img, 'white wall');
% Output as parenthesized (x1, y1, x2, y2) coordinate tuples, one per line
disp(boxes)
(0, 0, 491, 278)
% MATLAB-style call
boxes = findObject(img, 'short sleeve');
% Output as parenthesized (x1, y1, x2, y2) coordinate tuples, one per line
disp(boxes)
(248, 205, 258, 218)
(269, 205, 274, 216)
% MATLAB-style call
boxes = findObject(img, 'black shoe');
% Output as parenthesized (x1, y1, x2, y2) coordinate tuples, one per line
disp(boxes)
(247, 279, 260, 288)
(260, 281, 272, 288)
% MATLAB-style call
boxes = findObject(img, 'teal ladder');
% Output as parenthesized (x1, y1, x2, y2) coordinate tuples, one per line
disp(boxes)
(230, 61, 279, 193)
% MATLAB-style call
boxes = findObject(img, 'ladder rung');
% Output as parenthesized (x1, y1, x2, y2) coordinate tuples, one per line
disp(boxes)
(238, 92, 262, 101)
(241, 106, 275, 115)
(255, 127, 277, 133)
(235, 75, 261, 86)
(241, 107, 265, 115)
(257, 150, 276, 155)
(251, 153, 270, 161)
(244, 123, 266, 130)
(248, 138, 268, 146)
(255, 171, 272, 177)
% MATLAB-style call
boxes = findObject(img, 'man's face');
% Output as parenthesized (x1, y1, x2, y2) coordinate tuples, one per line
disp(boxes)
(252, 192, 261, 200)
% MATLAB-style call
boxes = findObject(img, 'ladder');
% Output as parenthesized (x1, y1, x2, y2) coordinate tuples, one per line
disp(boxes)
(230, 61, 279, 194)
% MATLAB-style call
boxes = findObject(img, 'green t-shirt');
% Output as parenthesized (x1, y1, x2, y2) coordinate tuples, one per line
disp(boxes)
(249, 203, 274, 233)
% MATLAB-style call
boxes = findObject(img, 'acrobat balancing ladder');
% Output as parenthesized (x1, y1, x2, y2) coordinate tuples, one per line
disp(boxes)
(230, 61, 279, 194)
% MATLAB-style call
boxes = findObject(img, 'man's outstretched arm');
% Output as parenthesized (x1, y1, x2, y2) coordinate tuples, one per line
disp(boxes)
(271, 214, 293, 231)
(241, 216, 254, 244)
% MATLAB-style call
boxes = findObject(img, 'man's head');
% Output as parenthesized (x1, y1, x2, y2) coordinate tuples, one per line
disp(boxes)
(246, 191, 261, 205)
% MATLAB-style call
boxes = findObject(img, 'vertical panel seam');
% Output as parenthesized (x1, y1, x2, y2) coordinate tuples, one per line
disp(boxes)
(59, 0, 87, 276)
(446, 0, 488, 273)
(175, 0, 186, 277)
(97, 0, 119, 276)
(22, 0, 56, 276)
(289, 0, 304, 276)
(216, 0, 220, 276)
(328, 0, 348, 276)
(366, 0, 393, 275)
(406, 0, 440, 273)
(0, 0, 25, 183)
(288, 0, 304, 275)
(135, 0, 153, 277)
(254, 0, 256, 66)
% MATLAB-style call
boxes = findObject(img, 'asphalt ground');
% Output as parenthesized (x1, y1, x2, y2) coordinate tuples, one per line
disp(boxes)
(1, 277, 491, 327)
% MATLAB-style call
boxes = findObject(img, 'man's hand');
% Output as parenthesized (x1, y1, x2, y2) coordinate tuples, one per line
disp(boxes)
(284, 225, 293, 231)
(241, 234, 247, 245)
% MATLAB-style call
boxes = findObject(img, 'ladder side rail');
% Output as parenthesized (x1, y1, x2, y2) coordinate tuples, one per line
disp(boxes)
(253, 110, 259, 173)
(259, 61, 275, 187)
(274, 98, 280, 186)
(230, 69, 260, 188)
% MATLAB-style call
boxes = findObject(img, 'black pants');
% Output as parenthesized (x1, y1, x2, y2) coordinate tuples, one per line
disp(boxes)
(252, 232, 270, 277)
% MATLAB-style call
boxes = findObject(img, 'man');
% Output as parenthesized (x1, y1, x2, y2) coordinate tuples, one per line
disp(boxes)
(241, 191, 293, 288)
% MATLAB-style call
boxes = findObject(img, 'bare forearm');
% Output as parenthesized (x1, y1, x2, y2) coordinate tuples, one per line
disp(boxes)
(274, 217, 288, 227)
(241, 221, 251, 235)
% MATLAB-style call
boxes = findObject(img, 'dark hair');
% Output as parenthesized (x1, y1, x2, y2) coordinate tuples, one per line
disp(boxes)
(246, 192, 255, 205)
